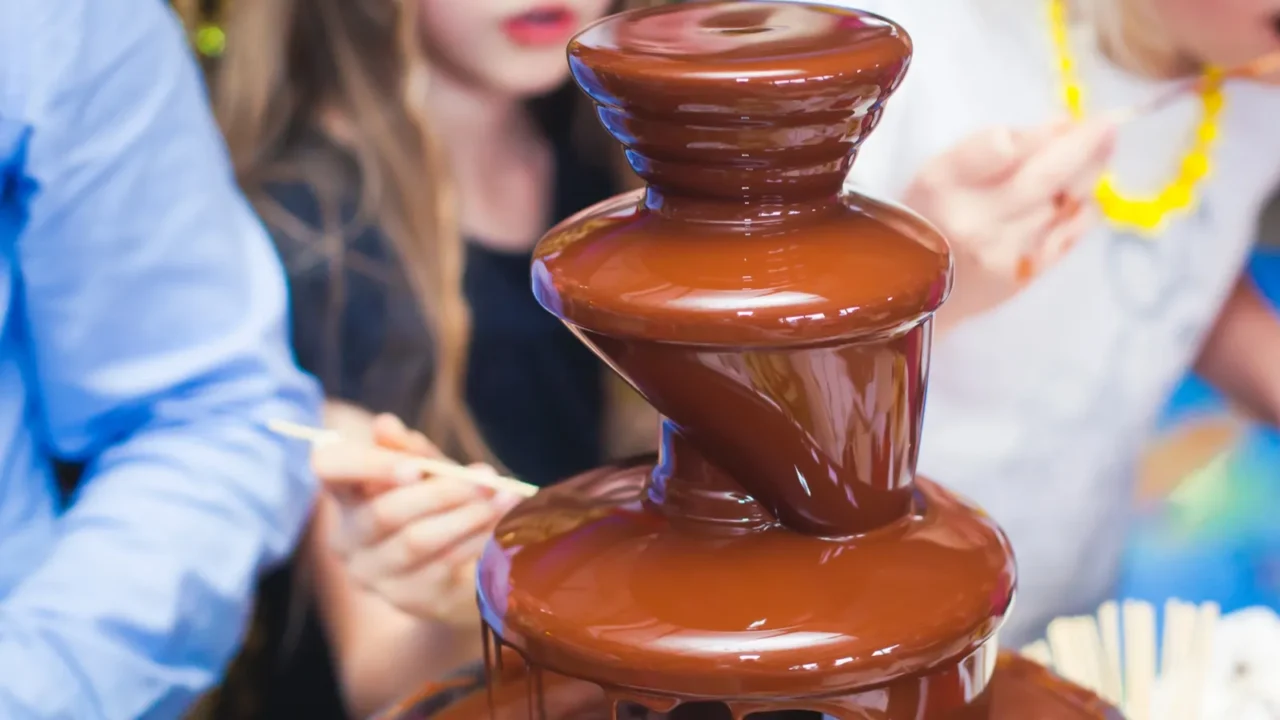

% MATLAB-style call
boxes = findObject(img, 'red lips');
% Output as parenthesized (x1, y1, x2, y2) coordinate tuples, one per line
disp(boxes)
(502, 6, 579, 47)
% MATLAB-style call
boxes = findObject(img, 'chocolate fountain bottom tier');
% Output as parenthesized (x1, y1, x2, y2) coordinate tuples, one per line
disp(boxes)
(374, 653, 1123, 720)
(476, 460, 1017, 700)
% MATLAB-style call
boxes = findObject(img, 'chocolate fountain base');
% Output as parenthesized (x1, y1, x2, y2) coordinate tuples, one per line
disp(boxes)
(477, 461, 1015, 704)
(375, 653, 1122, 720)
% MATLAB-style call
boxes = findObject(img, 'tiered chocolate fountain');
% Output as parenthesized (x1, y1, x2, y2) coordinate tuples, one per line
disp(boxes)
(379, 2, 1123, 719)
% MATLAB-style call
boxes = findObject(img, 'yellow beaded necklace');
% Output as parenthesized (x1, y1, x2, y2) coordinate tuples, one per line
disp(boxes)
(1048, 0, 1224, 236)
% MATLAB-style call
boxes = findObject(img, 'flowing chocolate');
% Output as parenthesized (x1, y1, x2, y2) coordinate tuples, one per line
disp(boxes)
(376, 655, 1122, 720)
(541, 0, 945, 537)
(388, 3, 1122, 719)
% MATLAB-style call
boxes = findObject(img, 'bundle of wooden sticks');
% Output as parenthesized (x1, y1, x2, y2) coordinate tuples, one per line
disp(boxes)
(1022, 599, 1218, 720)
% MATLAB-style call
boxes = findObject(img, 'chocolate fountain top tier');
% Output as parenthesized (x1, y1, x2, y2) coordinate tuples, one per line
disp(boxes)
(570, 0, 911, 202)
(539, 1, 950, 347)
(534, 2, 952, 535)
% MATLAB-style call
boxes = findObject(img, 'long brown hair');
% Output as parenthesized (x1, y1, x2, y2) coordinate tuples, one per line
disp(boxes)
(216, 0, 485, 460)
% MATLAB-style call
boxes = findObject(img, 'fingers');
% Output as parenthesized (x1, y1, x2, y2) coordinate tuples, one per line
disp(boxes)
(312, 415, 447, 489)
(942, 123, 1067, 186)
(346, 501, 499, 583)
(369, 528, 490, 623)
(372, 413, 441, 457)
(977, 202, 1058, 277)
(312, 440, 414, 488)
(977, 190, 1091, 283)
(345, 477, 486, 547)
(341, 519, 491, 624)
(1014, 204, 1096, 284)
(903, 118, 1110, 316)
(1037, 205, 1097, 270)
(1012, 122, 1071, 154)
(1007, 117, 1116, 209)
(441, 532, 490, 584)
(370, 562, 481, 626)
(944, 127, 1023, 185)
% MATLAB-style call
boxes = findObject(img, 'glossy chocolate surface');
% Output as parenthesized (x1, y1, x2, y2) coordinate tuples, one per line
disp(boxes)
(376, 654, 1122, 720)
(467, 2, 1120, 718)
(480, 458, 1014, 700)
(535, 0, 949, 536)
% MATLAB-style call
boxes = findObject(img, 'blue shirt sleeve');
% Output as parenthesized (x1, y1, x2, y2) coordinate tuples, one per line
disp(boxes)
(0, 1, 321, 718)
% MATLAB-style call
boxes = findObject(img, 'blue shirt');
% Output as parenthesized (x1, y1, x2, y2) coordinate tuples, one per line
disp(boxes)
(0, 1, 321, 717)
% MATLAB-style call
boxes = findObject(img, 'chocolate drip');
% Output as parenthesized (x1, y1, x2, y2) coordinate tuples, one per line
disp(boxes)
(376, 655, 1122, 720)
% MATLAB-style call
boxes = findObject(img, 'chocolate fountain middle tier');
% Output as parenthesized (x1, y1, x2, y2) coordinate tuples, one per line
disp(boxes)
(535, 189, 951, 537)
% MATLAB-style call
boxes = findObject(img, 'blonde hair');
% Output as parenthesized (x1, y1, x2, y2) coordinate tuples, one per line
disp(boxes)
(1075, 0, 1198, 78)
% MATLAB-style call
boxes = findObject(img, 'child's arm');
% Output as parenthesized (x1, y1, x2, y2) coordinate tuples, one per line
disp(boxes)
(1194, 275, 1280, 426)
(309, 494, 486, 718)
(307, 409, 516, 717)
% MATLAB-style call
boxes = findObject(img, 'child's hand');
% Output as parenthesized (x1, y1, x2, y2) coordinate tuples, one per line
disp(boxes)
(317, 414, 522, 624)
(327, 471, 516, 625)
(311, 413, 441, 492)
(902, 118, 1117, 323)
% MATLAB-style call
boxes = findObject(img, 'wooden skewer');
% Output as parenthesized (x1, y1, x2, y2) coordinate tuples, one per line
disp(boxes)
(1021, 640, 1053, 666)
(266, 419, 539, 498)
(1047, 618, 1080, 685)
(1097, 600, 1124, 706)
(1077, 615, 1107, 696)
(1186, 602, 1219, 720)
(1047, 615, 1103, 693)
(1160, 600, 1188, 720)
(1113, 50, 1280, 125)
(1177, 601, 1203, 720)
(1232, 49, 1280, 81)
(1124, 599, 1157, 720)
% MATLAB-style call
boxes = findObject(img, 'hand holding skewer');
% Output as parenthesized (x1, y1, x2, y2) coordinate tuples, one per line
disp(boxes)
(896, 49, 1280, 332)
(267, 415, 534, 625)
(267, 418, 537, 497)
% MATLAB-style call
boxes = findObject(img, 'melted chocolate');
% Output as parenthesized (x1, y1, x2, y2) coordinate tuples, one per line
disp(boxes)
(456, 2, 1119, 719)
(480, 460, 1014, 704)
(376, 655, 1122, 720)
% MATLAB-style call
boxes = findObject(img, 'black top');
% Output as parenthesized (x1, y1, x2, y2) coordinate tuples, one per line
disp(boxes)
(221, 100, 617, 720)
(271, 139, 609, 487)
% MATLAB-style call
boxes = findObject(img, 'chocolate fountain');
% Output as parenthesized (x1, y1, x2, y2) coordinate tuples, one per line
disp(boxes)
(379, 2, 1123, 719)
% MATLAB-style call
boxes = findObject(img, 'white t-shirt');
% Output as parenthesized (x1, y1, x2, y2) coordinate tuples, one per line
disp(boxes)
(824, 0, 1280, 645)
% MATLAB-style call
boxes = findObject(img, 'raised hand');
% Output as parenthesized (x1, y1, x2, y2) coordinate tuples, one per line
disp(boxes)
(902, 118, 1117, 326)
(317, 413, 522, 625)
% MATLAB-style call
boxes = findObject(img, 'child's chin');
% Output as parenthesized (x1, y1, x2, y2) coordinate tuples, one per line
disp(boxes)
(487, 59, 574, 100)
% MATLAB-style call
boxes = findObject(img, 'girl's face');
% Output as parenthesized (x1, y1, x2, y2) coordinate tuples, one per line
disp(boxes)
(1154, 0, 1280, 73)
(420, 0, 613, 97)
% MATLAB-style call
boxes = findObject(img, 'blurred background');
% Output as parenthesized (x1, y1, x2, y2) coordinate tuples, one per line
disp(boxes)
(169, 0, 1280, 614)
(1120, 228, 1280, 616)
